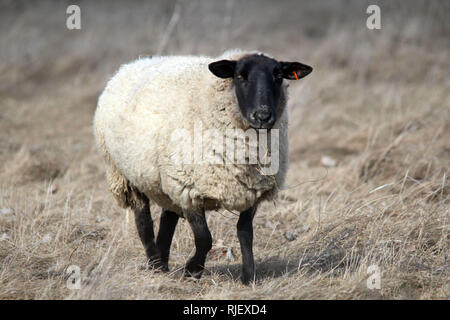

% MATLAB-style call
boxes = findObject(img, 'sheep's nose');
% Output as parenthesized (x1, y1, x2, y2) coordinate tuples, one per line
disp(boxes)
(249, 106, 275, 128)
(253, 106, 272, 122)
(255, 109, 271, 122)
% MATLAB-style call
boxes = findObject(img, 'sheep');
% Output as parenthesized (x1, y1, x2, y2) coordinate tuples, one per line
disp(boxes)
(93, 49, 312, 284)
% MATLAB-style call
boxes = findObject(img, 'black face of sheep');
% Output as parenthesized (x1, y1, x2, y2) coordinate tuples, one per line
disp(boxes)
(209, 54, 313, 129)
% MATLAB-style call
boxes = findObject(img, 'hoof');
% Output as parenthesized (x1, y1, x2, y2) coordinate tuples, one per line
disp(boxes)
(184, 261, 205, 279)
(145, 256, 169, 272)
(241, 271, 255, 285)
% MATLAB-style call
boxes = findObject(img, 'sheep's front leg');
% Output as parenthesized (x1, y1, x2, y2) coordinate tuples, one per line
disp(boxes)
(156, 209, 179, 271)
(184, 211, 212, 279)
(237, 205, 257, 285)
(132, 192, 165, 270)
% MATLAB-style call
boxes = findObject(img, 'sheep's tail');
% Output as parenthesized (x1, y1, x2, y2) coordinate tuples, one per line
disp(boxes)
(106, 164, 147, 210)
(105, 163, 129, 208)
(94, 116, 144, 210)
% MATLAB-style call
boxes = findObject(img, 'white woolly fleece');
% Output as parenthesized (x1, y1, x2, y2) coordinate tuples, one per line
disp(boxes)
(94, 49, 289, 216)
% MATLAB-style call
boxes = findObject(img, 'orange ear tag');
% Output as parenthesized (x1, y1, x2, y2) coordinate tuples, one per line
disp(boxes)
(293, 71, 299, 80)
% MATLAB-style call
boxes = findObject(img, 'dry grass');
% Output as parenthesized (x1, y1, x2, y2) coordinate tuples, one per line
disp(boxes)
(0, 0, 448, 299)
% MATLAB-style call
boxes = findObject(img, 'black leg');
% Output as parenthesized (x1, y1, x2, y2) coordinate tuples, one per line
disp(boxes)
(156, 209, 179, 271)
(132, 191, 164, 270)
(184, 211, 212, 279)
(237, 205, 257, 285)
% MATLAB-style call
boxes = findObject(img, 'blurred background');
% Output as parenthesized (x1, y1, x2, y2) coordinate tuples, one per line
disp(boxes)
(0, 0, 448, 299)
(0, 0, 448, 168)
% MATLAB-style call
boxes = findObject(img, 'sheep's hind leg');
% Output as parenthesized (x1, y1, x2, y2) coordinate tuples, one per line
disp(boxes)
(184, 211, 212, 279)
(156, 209, 179, 271)
(132, 191, 165, 271)
(237, 205, 257, 285)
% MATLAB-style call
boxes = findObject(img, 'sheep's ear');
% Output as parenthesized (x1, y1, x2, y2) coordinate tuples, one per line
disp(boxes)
(280, 61, 313, 80)
(208, 60, 236, 78)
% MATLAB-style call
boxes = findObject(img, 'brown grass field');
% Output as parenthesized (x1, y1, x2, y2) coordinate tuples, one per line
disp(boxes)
(0, 0, 448, 299)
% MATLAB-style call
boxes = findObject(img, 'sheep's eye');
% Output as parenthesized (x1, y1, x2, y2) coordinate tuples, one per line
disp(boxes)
(273, 69, 283, 79)
(236, 72, 247, 81)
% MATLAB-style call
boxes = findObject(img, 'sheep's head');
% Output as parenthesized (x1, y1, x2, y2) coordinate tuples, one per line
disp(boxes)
(208, 54, 312, 129)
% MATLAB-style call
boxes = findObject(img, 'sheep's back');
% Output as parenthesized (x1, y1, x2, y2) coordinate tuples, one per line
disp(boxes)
(94, 56, 213, 212)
